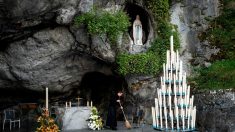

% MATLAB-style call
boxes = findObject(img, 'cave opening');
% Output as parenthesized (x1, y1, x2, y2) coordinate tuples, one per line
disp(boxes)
(78, 71, 127, 118)
(124, 3, 151, 44)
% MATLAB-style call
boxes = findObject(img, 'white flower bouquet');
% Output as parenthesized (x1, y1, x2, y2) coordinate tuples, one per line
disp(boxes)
(88, 107, 103, 130)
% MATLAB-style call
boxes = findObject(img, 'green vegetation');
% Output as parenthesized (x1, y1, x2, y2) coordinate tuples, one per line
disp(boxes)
(74, 9, 130, 43)
(116, 0, 180, 75)
(116, 52, 160, 75)
(194, 0, 235, 90)
(200, 0, 235, 59)
(192, 60, 235, 90)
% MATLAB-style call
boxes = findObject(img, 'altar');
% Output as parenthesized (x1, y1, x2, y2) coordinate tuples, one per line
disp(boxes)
(57, 107, 91, 130)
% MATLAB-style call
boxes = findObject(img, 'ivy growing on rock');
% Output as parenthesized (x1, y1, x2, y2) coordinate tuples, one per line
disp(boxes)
(74, 8, 130, 43)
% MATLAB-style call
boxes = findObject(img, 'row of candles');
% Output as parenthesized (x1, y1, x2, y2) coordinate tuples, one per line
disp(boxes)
(152, 36, 196, 130)
(65, 100, 93, 109)
(45, 88, 94, 109)
(157, 88, 193, 108)
(163, 36, 184, 83)
(152, 104, 196, 130)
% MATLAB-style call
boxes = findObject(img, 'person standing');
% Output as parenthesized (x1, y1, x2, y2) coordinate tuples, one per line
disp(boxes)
(106, 90, 123, 130)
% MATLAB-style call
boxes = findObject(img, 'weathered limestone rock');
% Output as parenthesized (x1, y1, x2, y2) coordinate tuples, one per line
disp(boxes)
(0, 27, 111, 92)
(170, 0, 220, 74)
(195, 90, 235, 132)
(56, 6, 77, 25)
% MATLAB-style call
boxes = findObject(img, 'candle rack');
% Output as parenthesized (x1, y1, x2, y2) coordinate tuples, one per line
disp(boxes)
(152, 36, 196, 131)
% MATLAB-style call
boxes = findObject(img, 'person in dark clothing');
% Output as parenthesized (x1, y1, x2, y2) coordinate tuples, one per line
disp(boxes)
(106, 90, 117, 130)
(106, 90, 123, 130)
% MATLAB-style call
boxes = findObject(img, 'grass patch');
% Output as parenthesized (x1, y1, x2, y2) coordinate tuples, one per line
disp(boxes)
(192, 60, 235, 90)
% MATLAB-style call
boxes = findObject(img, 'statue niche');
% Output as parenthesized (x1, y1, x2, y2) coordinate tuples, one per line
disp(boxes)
(133, 15, 143, 45)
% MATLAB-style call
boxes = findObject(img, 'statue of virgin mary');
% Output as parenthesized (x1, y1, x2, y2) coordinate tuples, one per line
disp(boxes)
(133, 15, 143, 45)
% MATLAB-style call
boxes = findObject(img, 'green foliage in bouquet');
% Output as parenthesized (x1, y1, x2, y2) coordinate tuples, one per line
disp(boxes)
(88, 107, 103, 130)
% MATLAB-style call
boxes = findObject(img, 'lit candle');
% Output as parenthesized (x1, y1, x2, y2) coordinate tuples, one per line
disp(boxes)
(152, 107, 156, 127)
(46, 87, 48, 110)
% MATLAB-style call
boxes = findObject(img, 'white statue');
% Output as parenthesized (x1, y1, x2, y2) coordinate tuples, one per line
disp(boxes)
(133, 15, 143, 45)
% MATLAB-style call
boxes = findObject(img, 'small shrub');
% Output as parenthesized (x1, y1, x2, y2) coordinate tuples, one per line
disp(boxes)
(116, 52, 160, 75)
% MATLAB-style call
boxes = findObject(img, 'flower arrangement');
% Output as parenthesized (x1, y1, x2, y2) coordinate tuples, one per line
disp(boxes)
(87, 107, 103, 130)
(36, 108, 60, 132)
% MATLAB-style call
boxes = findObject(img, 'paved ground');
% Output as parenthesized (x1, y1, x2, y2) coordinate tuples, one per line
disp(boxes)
(1, 120, 158, 132)
(64, 122, 158, 132)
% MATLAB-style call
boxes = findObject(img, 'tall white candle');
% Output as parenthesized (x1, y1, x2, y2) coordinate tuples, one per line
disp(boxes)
(155, 98, 159, 127)
(87, 101, 89, 107)
(170, 35, 173, 56)
(163, 63, 166, 83)
(91, 101, 93, 107)
(152, 107, 156, 127)
(169, 93, 171, 109)
(174, 75, 176, 95)
(187, 107, 191, 129)
(69, 101, 72, 108)
(179, 60, 183, 82)
(176, 50, 179, 69)
(170, 109, 173, 130)
(176, 106, 179, 130)
(182, 109, 185, 130)
(163, 95, 166, 107)
(193, 106, 196, 128)
(160, 106, 162, 128)
(191, 107, 194, 129)
(164, 107, 168, 129)
(66, 102, 68, 109)
(192, 95, 194, 106)
(167, 50, 170, 70)
(46, 87, 48, 110)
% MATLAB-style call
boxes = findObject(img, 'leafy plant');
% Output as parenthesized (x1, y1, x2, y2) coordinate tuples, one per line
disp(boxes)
(200, 0, 235, 59)
(74, 9, 130, 43)
(192, 60, 235, 90)
(116, 52, 160, 75)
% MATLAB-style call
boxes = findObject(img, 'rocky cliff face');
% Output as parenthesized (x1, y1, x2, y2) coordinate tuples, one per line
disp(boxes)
(0, 0, 120, 92)
(0, 0, 234, 131)
(170, 0, 220, 74)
